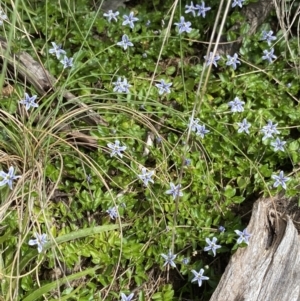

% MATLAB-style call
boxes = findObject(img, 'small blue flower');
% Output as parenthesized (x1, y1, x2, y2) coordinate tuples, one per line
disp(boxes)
(261, 120, 280, 141)
(112, 77, 123, 93)
(0, 9, 8, 26)
(235, 228, 251, 245)
(155, 79, 172, 95)
(271, 137, 286, 152)
(120, 78, 131, 93)
(122, 12, 139, 29)
(184, 158, 191, 166)
(174, 16, 192, 34)
(261, 30, 276, 46)
(189, 118, 209, 137)
(166, 182, 183, 200)
(272, 171, 290, 190)
(86, 174, 92, 183)
(191, 269, 209, 287)
(204, 237, 221, 257)
(19, 93, 39, 110)
(107, 140, 127, 158)
(232, 0, 245, 8)
(49, 42, 66, 59)
(138, 167, 154, 186)
(106, 206, 118, 219)
(156, 136, 162, 143)
(103, 10, 119, 22)
(112, 77, 131, 93)
(195, 2, 211, 17)
(0, 166, 21, 190)
(204, 52, 221, 67)
(262, 48, 277, 63)
(228, 97, 245, 113)
(146, 20, 151, 26)
(28, 233, 47, 253)
(185, 2, 197, 17)
(189, 117, 200, 132)
(182, 257, 190, 265)
(226, 53, 241, 70)
(237, 119, 251, 134)
(117, 34, 134, 50)
(161, 250, 177, 268)
(218, 226, 226, 233)
(60, 56, 73, 69)
(196, 124, 210, 138)
(120, 293, 134, 301)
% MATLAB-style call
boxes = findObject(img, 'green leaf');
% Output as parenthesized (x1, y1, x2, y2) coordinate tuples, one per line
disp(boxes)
(224, 185, 236, 198)
(232, 196, 245, 204)
(166, 66, 176, 76)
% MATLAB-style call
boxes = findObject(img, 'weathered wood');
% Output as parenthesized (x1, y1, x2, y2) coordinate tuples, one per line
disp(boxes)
(210, 196, 300, 301)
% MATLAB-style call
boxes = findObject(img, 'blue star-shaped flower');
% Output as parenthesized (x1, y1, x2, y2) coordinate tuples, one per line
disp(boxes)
(228, 97, 245, 112)
(117, 34, 134, 50)
(60, 56, 73, 69)
(112, 77, 124, 93)
(0, 166, 21, 189)
(218, 226, 226, 233)
(19, 93, 39, 110)
(138, 167, 154, 186)
(49, 42, 66, 59)
(271, 137, 286, 152)
(272, 170, 290, 190)
(261, 120, 280, 141)
(204, 237, 221, 257)
(122, 12, 139, 29)
(161, 250, 177, 268)
(185, 1, 197, 17)
(120, 78, 131, 93)
(204, 52, 221, 67)
(155, 79, 172, 95)
(184, 158, 191, 166)
(106, 206, 118, 219)
(191, 268, 209, 287)
(107, 140, 127, 158)
(195, 2, 211, 17)
(165, 183, 183, 200)
(261, 30, 277, 46)
(120, 293, 134, 301)
(103, 10, 119, 22)
(226, 53, 241, 70)
(182, 257, 190, 264)
(232, 0, 245, 8)
(196, 124, 210, 138)
(237, 118, 251, 134)
(262, 48, 277, 63)
(235, 228, 251, 245)
(112, 77, 131, 93)
(28, 233, 47, 253)
(189, 117, 200, 132)
(174, 16, 192, 34)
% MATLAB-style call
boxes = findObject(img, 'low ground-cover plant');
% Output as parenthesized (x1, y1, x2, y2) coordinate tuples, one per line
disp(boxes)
(0, 0, 299, 300)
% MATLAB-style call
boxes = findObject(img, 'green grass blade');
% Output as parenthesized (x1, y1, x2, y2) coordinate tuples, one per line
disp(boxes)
(22, 266, 99, 301)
